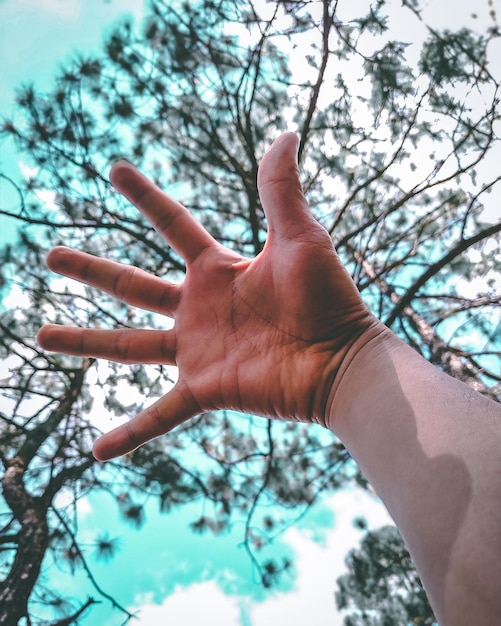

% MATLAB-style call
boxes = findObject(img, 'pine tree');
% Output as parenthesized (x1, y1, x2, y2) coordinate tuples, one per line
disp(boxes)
(1, 0, 499, 622)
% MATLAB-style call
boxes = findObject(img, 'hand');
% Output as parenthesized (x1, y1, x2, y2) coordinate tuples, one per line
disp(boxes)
(38, 133, 376, 460)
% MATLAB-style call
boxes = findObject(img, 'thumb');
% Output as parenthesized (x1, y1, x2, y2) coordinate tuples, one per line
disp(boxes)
(257, 132, 312, 237)
(92, 384, 196, 460)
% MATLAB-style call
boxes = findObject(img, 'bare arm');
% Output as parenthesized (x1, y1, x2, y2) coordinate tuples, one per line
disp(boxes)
(38, 133, 501, 624)
(329, 327, 501, 625)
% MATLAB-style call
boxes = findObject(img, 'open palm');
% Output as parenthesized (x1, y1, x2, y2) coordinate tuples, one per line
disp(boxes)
(38, 133, 375, 460)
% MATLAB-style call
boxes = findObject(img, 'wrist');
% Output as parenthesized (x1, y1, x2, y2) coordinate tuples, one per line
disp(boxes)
(324, 319, 399, 434)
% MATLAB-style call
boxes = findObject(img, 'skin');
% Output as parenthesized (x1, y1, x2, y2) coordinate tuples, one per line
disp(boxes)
(38, 133, 501, 624)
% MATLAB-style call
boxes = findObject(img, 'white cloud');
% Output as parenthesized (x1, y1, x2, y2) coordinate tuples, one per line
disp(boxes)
(35, 188, 58, 212)
(16, 0, 82, 19)
(18, 161, 38, 179)
(127, 488, 394, 626)
(248, 489, 393, 626)
(130, 583, 242, 626)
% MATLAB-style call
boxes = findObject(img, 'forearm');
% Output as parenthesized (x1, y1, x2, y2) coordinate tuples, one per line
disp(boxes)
(328, 325, 501, 625)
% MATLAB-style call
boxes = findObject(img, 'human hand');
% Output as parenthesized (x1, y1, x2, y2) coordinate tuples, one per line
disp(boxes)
(38, 133, 377, 460)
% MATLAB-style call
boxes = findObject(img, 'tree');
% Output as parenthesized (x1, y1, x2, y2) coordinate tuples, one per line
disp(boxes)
(335, 524, 436, 625)
(1, 0, 500, 623)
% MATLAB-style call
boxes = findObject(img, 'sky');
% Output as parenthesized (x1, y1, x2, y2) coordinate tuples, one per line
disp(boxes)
(0, 0, 145, 247)
(0, 0, 499, 624)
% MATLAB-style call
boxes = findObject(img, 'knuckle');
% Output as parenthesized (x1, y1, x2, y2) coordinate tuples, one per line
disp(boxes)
(113, 265, 137, 300)
(161, 332, 176, 362)
(156, 209, 183, 237)
(114, 331, 131, 362)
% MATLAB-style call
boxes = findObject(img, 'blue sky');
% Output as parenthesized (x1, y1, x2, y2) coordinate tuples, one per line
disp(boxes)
(1, 1, 498, 623)
(0, 0, 144, 247)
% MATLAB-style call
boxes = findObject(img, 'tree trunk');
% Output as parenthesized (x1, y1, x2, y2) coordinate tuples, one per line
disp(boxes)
(0, 457, 49, 625)
(0, 362, 92, 624)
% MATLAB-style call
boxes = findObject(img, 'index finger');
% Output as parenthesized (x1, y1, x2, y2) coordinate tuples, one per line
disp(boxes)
(110, 162, 217, 263)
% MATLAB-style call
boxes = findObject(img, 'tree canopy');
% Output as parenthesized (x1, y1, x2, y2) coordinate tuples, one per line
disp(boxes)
(336, 524, 435, 625)
(1, 0, 499, 623)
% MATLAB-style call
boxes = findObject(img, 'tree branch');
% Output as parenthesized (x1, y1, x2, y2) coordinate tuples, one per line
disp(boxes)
(298, 0, 335, 162)
(352, 244, 498, 399)
(48, 596, 100, 626)
(385, 219, 501, 327)
(52, 508, 136, 622)
(16, 360, 94, 468)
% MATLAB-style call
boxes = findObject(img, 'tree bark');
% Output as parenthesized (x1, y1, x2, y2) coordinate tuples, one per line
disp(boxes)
(0, 457, 49, 625)
(0, 361, 92, 625)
